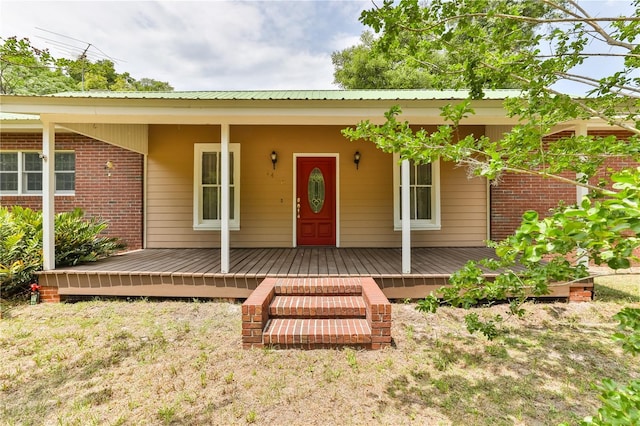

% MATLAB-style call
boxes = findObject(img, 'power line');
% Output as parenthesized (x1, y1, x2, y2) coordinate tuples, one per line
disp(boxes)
(34, 27, 123, 63)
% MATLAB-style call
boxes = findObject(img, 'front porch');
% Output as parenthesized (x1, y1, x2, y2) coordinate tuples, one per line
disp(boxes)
(37, 247, 587, 300)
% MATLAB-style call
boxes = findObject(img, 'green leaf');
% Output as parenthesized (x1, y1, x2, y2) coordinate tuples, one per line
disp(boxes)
(607, 257, 631, 270)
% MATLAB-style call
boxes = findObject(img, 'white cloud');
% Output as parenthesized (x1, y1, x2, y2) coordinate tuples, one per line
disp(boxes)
(0, 0, 370, 90)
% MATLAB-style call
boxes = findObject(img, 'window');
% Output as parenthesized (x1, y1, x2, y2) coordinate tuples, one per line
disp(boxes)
(393, 155, 441, 230)
(0, 151, 75, 195)
(193, 143, 240, 230)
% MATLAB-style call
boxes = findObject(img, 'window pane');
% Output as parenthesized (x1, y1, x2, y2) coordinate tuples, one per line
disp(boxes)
(229, 152, 234, 185)
(416, 187, 432, 220)
(55, 153, 75, 171)
(202, 153, 218, 185)
(0, 153, 18, 171)
(410, 189, 416, 220)
(307, 167, 325, 214)
(56, 173, 75, 191)
(25, 173, 42, 191)
(416, 163, 432, 185)
(23, 153, 42, 171)
(0, 173, 18, 191)
(229, 187, 235, 220)
(203, 187, 218, 220)
(410, 162, 415, 183)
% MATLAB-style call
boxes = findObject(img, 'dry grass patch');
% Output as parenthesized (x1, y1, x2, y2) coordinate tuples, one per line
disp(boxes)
(1, 276, 639, 425)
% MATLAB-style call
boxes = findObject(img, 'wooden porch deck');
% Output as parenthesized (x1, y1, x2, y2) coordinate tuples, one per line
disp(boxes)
(37, 247, 581, 300)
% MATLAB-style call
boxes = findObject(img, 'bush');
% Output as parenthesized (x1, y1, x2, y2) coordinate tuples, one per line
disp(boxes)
(0, 207, 126, 296)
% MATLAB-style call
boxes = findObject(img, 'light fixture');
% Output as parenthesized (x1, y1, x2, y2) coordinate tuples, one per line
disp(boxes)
(354, 151, 361, 170)
(270, 151, 278, 170)
(105, 161, 115, 177)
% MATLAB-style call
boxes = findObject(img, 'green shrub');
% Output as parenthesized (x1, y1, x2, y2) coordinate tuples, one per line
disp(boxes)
(0, 206, 42, 292)
(0, 206, 126, 296)
(562, 308, 640, 426)
(54, 208, 126, 266)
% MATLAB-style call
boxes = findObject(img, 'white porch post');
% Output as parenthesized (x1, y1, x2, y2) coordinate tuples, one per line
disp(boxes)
(401, 158, 411, 273)
(220, 123, 230, 273)
(42, 121, 56, 271)
(575, 123, 589, 267)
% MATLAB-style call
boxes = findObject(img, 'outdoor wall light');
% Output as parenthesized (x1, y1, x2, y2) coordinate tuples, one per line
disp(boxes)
(354, 151, 361, 170)
(271, 151, 278, 169)
(105, 161, 115, 177)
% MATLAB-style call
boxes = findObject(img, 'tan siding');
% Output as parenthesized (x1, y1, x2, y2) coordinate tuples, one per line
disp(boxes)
(416, 159, 488, 247)
(340, 135, 396, 247)
(146, 125, 220, 248)
(146, 124, 488, 248)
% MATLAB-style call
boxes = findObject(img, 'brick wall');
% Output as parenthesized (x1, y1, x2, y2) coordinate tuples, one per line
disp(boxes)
(490, 130, 638, 242)
(0, 132, 144, 249)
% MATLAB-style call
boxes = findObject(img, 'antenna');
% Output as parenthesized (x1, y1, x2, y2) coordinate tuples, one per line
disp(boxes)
(34, 27, 124, 91)
(34, 27, 122, 62)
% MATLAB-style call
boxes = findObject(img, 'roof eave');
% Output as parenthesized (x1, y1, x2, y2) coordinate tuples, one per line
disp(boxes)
(0, 95, 518, 126)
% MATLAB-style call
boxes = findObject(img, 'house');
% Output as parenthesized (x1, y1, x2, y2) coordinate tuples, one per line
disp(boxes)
(1, 90, 616, 302)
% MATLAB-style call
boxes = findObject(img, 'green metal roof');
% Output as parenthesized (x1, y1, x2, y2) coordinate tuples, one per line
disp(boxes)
(47, 89, 521, 101)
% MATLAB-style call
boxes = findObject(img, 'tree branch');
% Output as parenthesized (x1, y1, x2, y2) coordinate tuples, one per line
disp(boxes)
(500, 165, 616, 195)
(547, 0, 637, 51)
(535, 52, 640, 60)
(556, 72, 640, 98)
(474, 57, 640, 136)
(399, 4, 637, 52)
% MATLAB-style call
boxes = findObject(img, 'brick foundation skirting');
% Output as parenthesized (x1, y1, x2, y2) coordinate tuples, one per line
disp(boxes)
(569, 286, 593, 302)
(39, 286, 61, 303)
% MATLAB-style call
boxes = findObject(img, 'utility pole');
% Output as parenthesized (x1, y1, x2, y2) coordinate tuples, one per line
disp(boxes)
(79, 43, 91, 91)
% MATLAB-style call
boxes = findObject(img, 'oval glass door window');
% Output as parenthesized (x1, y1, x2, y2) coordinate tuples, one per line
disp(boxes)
(308, 167, 325, 213)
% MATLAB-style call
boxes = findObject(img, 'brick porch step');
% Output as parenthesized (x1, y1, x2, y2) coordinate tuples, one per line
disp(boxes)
(242, 277, 392, 350)
(274, 278, 362, 295)
(269, 295, 366, 318)
(263, 318, 372, 348)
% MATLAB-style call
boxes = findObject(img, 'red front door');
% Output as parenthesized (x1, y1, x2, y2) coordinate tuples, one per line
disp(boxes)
(296, 157, 336, 246)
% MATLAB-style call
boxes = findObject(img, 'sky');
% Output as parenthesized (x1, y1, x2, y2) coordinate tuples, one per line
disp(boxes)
(0, 1, 636, 93)
(0, 0, 370, 91)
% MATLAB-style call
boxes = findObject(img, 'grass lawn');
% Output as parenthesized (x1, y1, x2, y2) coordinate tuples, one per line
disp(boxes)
(1, 275, 639, 426)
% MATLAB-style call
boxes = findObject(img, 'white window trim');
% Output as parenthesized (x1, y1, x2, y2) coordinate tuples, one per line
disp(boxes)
(0, 150, 75, 196)
(193, 143, 240, 231)
(392, 154, 441, 230)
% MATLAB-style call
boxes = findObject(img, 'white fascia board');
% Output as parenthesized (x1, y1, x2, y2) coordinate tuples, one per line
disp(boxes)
(0, 122, 75, 132)
(2, 97, 520, 126)
(35, 108, 521, 126)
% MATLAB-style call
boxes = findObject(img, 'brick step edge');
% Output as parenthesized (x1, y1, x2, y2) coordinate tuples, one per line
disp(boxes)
(263, 318, 376, 348)
(269, 295, 366, 318)
(273, 278, 363, 295)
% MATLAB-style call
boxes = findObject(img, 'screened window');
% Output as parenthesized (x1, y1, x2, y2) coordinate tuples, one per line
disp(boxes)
(0, 151, 75, 195)
(193, 143, 240, 230)
(393, 155, 441, 230)
(0, 153, 18, 192)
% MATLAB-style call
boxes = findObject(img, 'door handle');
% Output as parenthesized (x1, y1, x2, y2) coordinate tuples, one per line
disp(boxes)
(296, 197, 301, 219)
